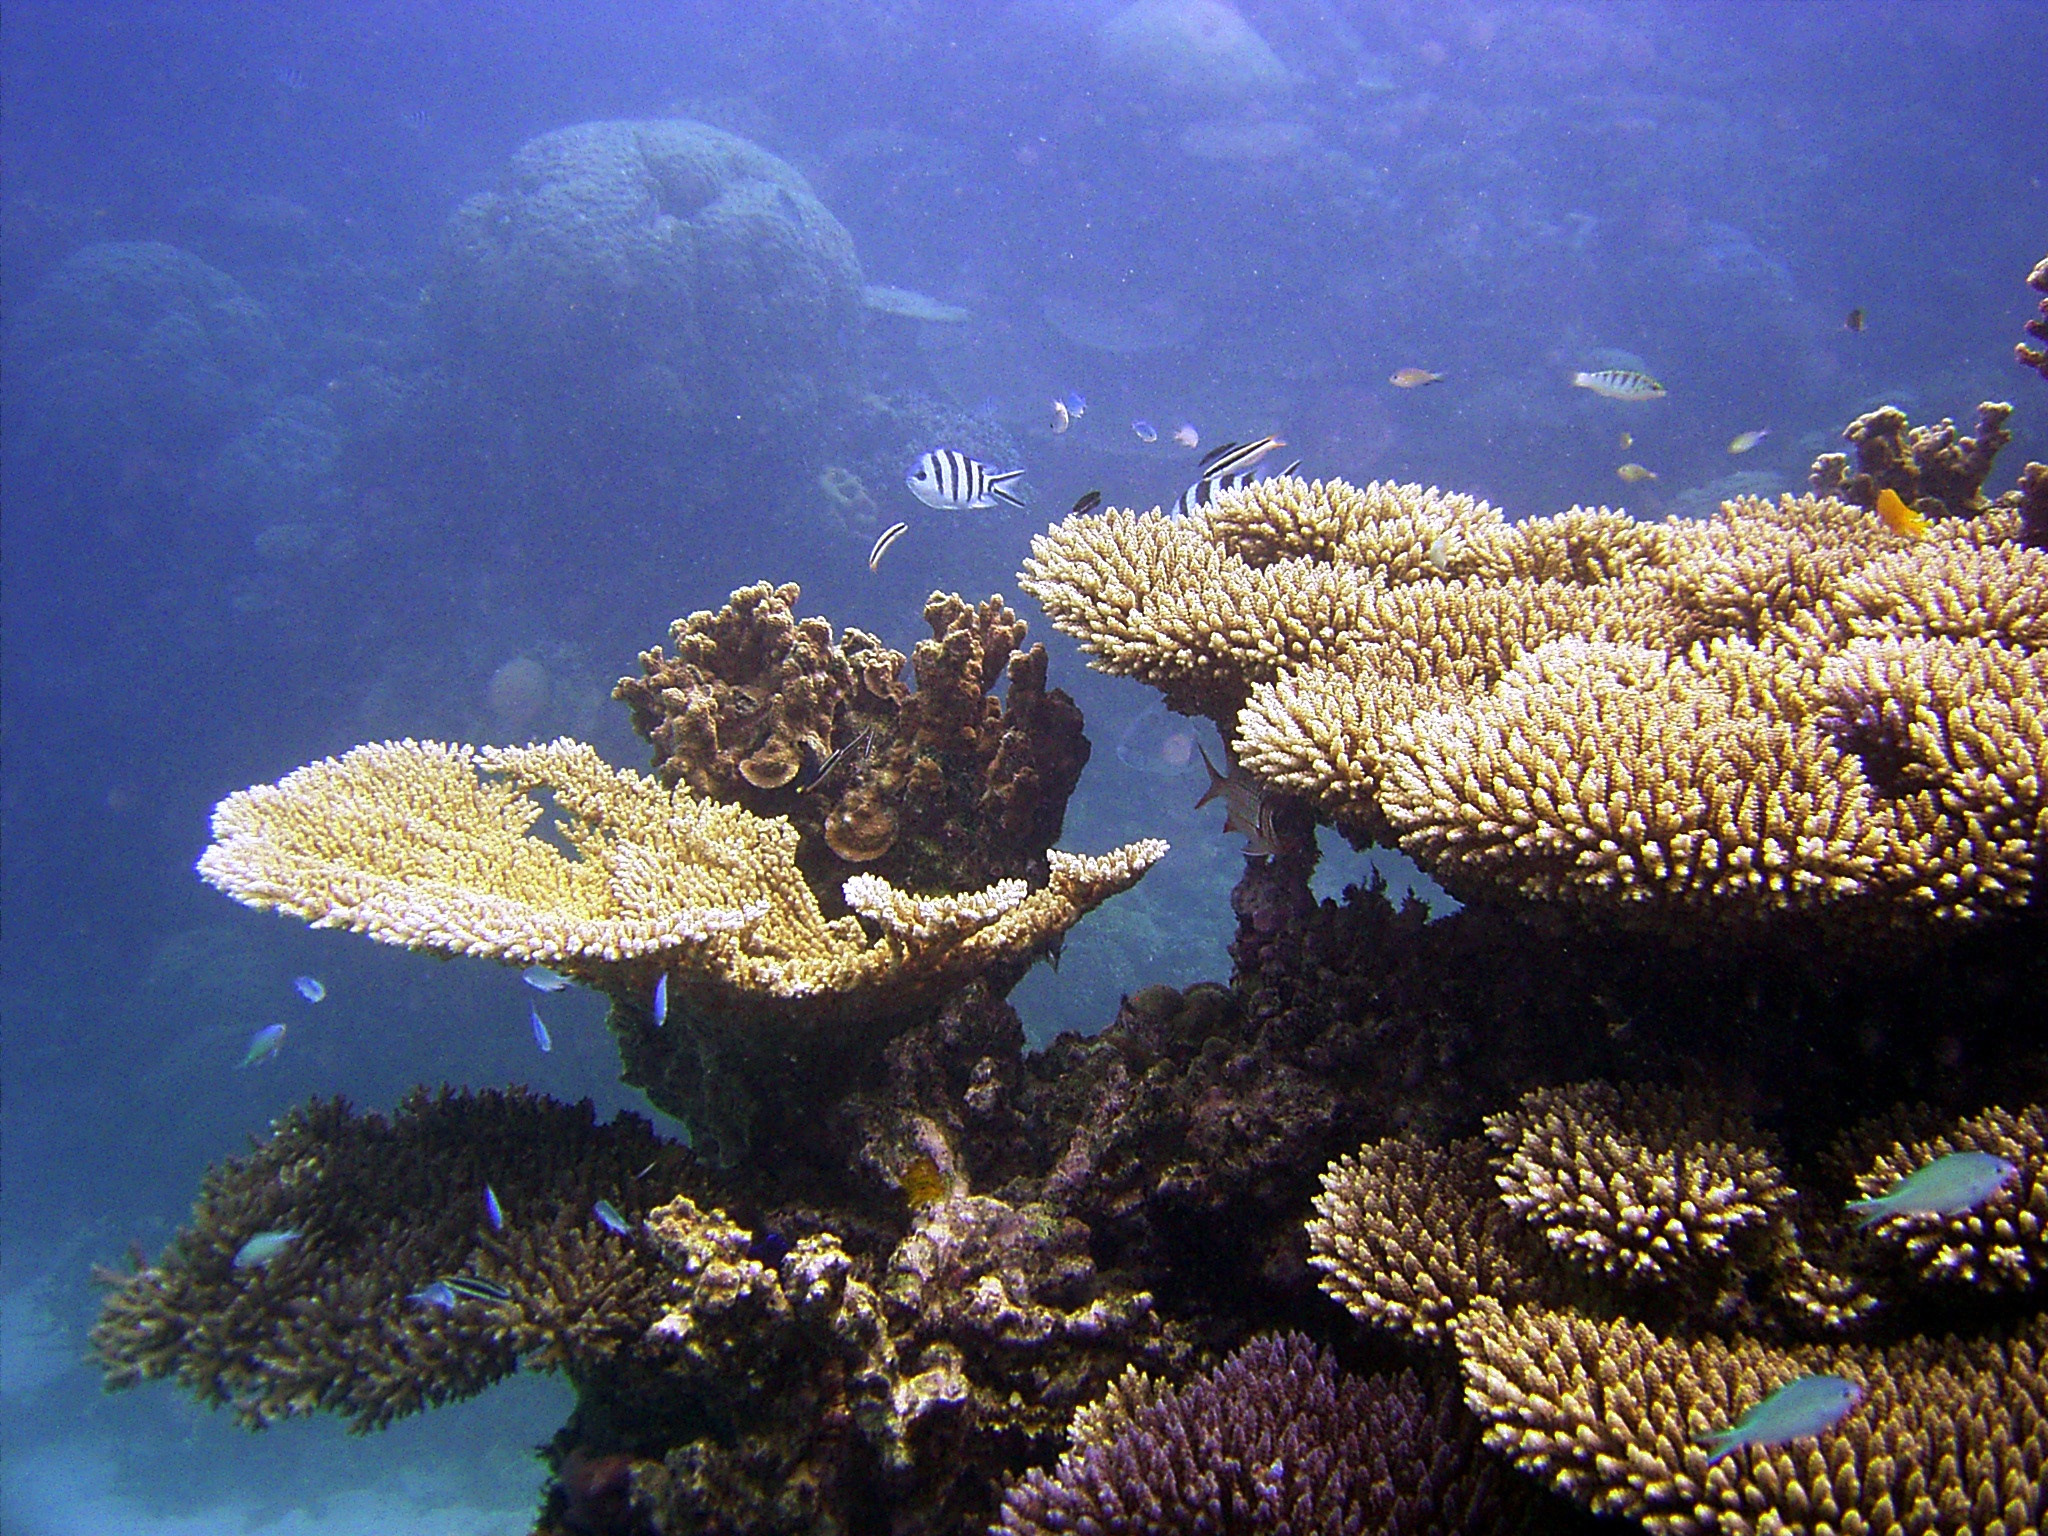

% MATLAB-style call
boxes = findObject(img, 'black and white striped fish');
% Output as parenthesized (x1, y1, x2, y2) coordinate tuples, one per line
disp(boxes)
(1195, 435, 1287, 481)
(1174, 458, 1301, 518)
(905, 449, 1026, 511)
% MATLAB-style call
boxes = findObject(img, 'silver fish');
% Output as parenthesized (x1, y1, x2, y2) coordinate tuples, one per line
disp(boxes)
(293, 975, 326, 1003)
(868, 521, 909, 570)
(239, 1024, 286, 1068)
(594, 1199, 631, 1235)
(652, 974, 668, 1029)
(1571, 368, 1666, 402)
(233, 1229, 300, 1269)
(522, 966, 570, 992)
(1049, 398, 1071, 434)
(483, 1185, 504, 1231)
(407, 1280, 457, 1311)
(1195, 743, 1278, 857)
(529, 1004, 551, 1054)
(905, 450, 1026, 511)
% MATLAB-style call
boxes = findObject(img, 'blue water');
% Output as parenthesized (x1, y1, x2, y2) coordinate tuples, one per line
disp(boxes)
(2, 3, 2040, 1530)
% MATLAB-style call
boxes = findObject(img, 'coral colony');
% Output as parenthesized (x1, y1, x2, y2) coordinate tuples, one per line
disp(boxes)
(94, 253, 2048, 1535)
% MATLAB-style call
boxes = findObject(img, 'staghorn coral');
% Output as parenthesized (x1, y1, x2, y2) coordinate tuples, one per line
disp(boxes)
(1483, 1081, 1793, 1290)
(1454, 1298, 2048, 1536)
(196, 734, 1163, 1029)
(616, 583, 1092, 900)
(1851, 1103, 2048, 1294)
(1809, 401, 2016, 522)
(995, 1332, 1517, 1536)
(91, 1088, 685, 1430)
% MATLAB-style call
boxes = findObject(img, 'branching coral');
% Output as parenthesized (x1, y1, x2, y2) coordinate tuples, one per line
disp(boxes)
(995, 1333, 1518, 1536)
(1483, 1082, 1793, 1289)
(1454, 1299, 2048, 1536)
(196, 734, 1163, 1028)
(616, 583, 1091, 899)
(1024, 475, 2046, 931)
(91, 1088, 683, 1430)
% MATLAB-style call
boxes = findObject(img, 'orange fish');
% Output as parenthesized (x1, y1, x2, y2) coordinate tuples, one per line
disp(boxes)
(1390, 367, 1443, 388)
(1875, 486, 1927, 539)
(1196, 744, 1278, 857)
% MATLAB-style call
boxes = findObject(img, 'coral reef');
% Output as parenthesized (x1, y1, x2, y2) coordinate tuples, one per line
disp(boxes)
(995, 1333, 1520, 1535)
(2016, 255, 2048, 383)
(437, 120, 862, 456)
(90, 1088, 683, 1430)
(1309, 1087, 2048, 1532)
(614, 583, 1092, 903)
(195, 734, 1160, 1032)
(1023, 476, 2046, 933)
(1456, 1300, 2048, 1536)
(1810, 400, 2016, 521)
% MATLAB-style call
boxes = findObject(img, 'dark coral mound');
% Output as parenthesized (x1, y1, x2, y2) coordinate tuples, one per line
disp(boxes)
(1810, 400, 2015, 522)
(91, 1087, 685, 1430)
(995, 1332, 1516, 1536)
(616, 581, 1088, 903)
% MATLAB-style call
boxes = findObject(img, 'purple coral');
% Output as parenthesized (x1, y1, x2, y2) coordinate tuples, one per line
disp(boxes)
(994, 1333, 1501, 1535)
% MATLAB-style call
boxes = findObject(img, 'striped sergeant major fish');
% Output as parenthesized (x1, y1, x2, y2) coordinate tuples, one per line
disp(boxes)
(905, 450, 1026, 511)
(1174, 459, 1301, 519)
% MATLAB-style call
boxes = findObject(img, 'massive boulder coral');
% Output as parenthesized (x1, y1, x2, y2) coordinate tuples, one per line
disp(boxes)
(437, 119, 862, 453)
(615, 582, 1091, 900)
(1021, 474, 2046, 931)
(196, 734, 1161, 1031)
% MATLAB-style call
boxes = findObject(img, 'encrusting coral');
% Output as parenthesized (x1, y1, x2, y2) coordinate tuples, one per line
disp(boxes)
(90, 1088, 684, 1431)
(614, 582, 1092, 901)
(197, 733, 1162, 1030)
(994, 1332, 1522, 1536)
(1022, 472, 2046, 932)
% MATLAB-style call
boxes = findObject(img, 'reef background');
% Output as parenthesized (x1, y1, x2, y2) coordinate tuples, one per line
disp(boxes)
(3, 3, 2045, 1533)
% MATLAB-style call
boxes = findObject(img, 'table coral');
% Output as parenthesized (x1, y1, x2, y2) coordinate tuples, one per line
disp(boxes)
(196, 733, 1163, 1029)
(616, 583, 1093, 902)
(90, 1088, 684, 1431)
(1023, 475, 2046, 932)
(1454, 1298, 2048, 1536)
(995, 1333, 1519, 1536)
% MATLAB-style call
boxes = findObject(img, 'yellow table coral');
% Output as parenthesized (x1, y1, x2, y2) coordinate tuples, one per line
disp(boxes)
(199, 735, 1164, 1025)
(1021, 474, 2046, 929)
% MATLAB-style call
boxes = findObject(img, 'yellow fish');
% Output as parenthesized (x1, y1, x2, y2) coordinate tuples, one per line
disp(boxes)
(900, 1156, 950, 1209)
(1616, 463, 1657, 482)
(1727, 429, 1769, 454)
(1876, 486, 1927, 539)
(1389, 367, 1443, 388)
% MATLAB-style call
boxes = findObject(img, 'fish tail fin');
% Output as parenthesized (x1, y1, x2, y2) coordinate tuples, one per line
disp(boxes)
(1844, 1196, 1889, 1227)
(1194, 742, 1229, 807)
(1698, 1432, 1741, 1465)
(989, 469, 1027, 508)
